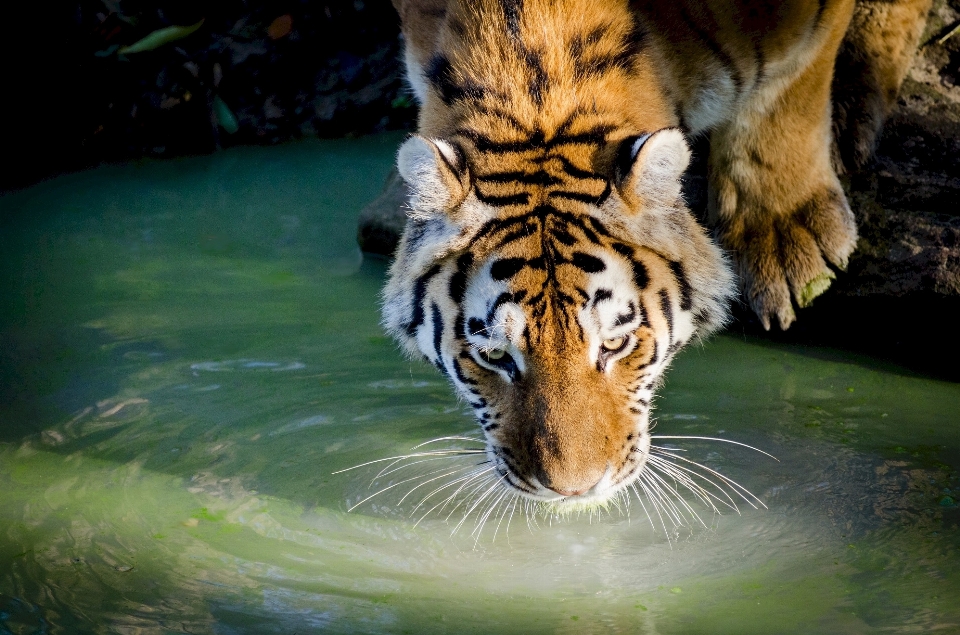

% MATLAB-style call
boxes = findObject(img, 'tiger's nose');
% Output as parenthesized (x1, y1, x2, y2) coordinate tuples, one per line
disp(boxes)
(546, 475, 603, 498)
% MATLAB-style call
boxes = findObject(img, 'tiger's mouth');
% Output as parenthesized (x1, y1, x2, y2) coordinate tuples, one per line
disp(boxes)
(487, 432, 653, 508)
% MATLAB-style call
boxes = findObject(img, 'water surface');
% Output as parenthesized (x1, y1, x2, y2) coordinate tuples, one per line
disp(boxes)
(1, 137, 959, 634)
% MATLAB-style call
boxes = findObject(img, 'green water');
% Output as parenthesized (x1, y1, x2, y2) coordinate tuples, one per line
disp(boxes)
(1, 136, 959, 634)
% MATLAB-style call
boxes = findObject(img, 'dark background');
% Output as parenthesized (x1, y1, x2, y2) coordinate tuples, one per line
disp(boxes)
(2, 0, 415, 192)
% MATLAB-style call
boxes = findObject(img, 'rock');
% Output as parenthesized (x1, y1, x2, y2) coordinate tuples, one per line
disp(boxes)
(838, 0, 960, 301)
(357, 167, 408, 257)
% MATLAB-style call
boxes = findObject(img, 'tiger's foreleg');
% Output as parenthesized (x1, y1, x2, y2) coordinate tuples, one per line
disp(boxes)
(831, 0, 932, 172)
(708, 0, 858, 330)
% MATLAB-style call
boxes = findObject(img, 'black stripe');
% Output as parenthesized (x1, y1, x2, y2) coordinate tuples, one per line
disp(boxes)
(667, 260, 693, 311)
(659, 288, 674, 342)
(501, 0, 523, 39)
(454, 125, 614, 155)
(470, 104, 530, 134)
(692, 308, 710, 329)
(475, 190, 531, 207)
(448, 16, 465, 38)
(612, 243, 650, 290)
(453, 355, 478, 385)
(552, 228, 577, 245)
(570, 251, 606, 273)
(549, 184, 610, 205)
(524, 49, 548, 105)
(431, 302, 444, 365)
(555, 155, 605, 181)
(477, 170, 561, 186)
(468, 317, 486, 336)
(615, 302, 637, 326)
(405, 264, 442, 336)
(490, 257, 526, 281)
(585, 216, 608, 240)
(474, 204, 613, 247)
(495, 226, 534, 249)
(570, 18, 649, 79)
(593, 288, 613, 304)
(425, 54, 487, 104)
(813, 0, 828, 30)
(753, 42, 766, 85)
(450, 252, 474, 303)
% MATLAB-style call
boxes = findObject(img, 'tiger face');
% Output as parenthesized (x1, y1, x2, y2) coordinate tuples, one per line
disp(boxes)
(382, 128, 734, 507)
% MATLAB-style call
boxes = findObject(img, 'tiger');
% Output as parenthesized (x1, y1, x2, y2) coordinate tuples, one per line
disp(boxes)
(380, 0, 930, 505)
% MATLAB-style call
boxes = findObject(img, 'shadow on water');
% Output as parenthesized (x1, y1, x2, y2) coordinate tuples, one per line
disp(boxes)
(727, 296, 960, 383)
(1, 134, 959, 634)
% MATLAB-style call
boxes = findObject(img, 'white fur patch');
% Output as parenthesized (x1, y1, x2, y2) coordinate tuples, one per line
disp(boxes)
(397, 136, 454, 217)
(402, 45, 429, 103)
(629, 128, 691, 208)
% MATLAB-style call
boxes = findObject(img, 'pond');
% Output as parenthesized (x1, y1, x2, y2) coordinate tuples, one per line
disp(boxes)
(1, 135, 959, 634)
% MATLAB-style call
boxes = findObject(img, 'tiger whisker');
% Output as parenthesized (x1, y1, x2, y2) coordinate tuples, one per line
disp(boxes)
(332, 449, 486, 475)
(651, 436, 778, 462)
(444, 471, 500, 523)
(407, 464, 490, 516)
(373, 453, 482, 482)
(492, 492, 518, 544)
(347, 466, 461, 512)
(650, 447, 767, 509)
(639, 472, 686, 528)
(636, 478, 673, 547)
(472, 489, 502, 541)
(411, 436, 485, 449)
(523, 499, 536, 534)
(396, 466, 475, 506)
(414, 466, 496, 528)
(646, 454, 741, 513)
(647, 458, 731, 515)
(631, 482, 658, 535)
(643, 466, 710, 529)
(412, 466, 495, 527)
(451, 474, 504, 533)
(471, 484, 511, 545)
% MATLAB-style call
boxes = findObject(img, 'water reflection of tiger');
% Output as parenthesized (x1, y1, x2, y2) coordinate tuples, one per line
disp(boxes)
(380, 0, 930, 506)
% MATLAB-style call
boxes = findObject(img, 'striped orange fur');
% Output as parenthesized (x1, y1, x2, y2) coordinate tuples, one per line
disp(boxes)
(381, 0, 929, 506)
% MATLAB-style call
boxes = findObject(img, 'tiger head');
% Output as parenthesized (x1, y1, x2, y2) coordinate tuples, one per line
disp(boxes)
(382, 127, 734, 508)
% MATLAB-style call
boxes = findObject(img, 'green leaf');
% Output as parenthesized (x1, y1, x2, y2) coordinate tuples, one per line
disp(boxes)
(118, 19, 204, 54)
(213, 96, 240, 134)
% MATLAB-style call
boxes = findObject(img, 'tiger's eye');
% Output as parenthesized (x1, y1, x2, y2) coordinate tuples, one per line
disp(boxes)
(485, 348, 506, 360)
(601, 336, 627, 352)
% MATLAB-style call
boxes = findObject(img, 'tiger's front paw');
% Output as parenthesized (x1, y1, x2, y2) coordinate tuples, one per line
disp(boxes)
(722, 188, 858, 330)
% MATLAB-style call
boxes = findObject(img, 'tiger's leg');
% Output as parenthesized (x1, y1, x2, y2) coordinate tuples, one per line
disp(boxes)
(832, 0, 932, 172)
(708, 0, 858, 330)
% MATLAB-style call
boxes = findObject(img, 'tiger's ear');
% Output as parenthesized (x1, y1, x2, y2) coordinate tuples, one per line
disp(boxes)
(615, 128, 691, 211)
(397, 135, 469, 218)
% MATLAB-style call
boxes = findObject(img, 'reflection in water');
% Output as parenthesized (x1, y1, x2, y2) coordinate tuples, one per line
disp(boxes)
(1, 136, 959, 634)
